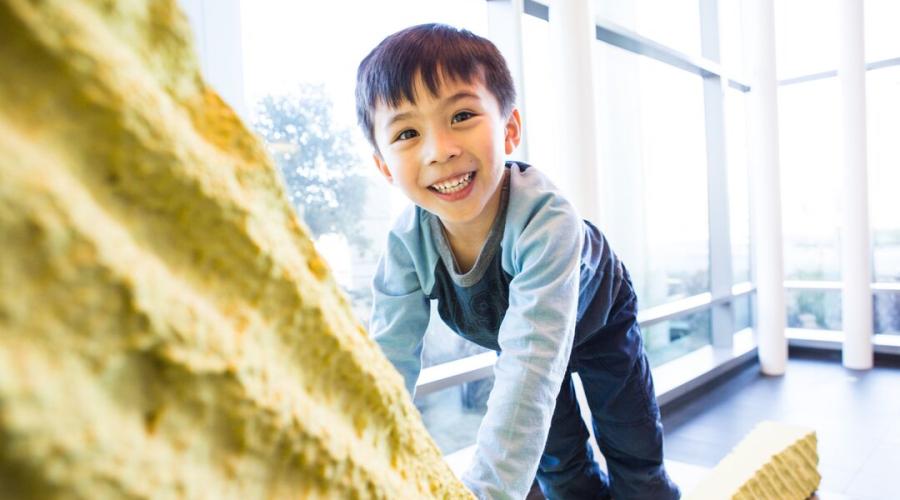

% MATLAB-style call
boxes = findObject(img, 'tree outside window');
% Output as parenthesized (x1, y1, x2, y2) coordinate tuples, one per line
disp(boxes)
(252, 84, 376, 320)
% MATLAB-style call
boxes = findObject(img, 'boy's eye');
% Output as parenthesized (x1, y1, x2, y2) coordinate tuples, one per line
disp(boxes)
(452, 111, 475, 124)
(395, 129, 418, 141)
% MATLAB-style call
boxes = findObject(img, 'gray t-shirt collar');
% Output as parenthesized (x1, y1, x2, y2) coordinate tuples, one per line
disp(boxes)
(426, 168, 511, 287)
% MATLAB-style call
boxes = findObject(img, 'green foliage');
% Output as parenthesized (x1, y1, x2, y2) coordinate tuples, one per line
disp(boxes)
(786, 270, 842, 329)
(791, 291, 825, 327)
(253, 85, 369, 251)
(682, 269, 709, 297)
(794, 269, 826, 281)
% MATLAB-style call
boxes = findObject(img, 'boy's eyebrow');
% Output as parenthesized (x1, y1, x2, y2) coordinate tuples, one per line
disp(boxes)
(386, 111, 415, 129)
(443, 90, 480, 106)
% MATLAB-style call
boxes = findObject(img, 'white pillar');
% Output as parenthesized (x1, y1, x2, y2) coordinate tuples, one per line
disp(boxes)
(549, 0, 600, 222)
(744, 0, 787, 375)
(838, 0, 873, 370)
(700, 0, 735, 348)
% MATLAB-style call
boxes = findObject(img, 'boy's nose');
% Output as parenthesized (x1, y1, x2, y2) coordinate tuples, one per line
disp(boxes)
(426, 130, 461, 165)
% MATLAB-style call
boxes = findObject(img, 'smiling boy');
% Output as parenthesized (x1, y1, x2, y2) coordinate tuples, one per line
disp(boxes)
(356, 24, 680, 500)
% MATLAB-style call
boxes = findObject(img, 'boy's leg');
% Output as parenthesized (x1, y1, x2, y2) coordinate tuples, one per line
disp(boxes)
(574, 292, 680, 499)
(535, 371, 611, 500)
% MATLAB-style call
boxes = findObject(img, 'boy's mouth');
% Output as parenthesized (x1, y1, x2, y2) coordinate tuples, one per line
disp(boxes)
(428, 171, 475, 194)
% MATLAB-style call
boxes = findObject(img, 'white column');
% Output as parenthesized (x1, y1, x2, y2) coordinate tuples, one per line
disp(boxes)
(838, 0, 873, 370)
(744, 0, 787, 375)
(549, 0, 600, 222)
(700, 0, 735, 348)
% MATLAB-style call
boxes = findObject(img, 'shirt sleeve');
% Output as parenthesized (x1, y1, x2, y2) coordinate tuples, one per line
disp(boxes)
(461, 203, 583, 500)
(369, 230, 431, 398)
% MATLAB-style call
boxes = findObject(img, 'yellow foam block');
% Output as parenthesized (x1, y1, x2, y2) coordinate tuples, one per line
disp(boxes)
(0, 0, 471, 498)
(686, 421, 821, 500)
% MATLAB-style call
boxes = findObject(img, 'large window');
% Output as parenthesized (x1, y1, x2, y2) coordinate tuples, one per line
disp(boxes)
(579, 0, 755, 365)
(776, 0, 900, 336)
(595, 43, 710, 310)
(867, 66, 900, 284)
(778, 77, 842, 283)
(520, 9, 556, 179)
(774, 0, 838, 80)
(594, 0, 701, 57)
(864, 0, 900, 64)
(776, 25, 844, 333)
(734, 293, 753, 331)
(417, 376, 494, 454)
(867, 60, 900, 336)
(874, 291, 900, 335)
(644, 310, 712, 367)
(865, 2, 900, 337)
(786, 288, 842, 331)
(725, 87, 751, 285)
(721, 0, 751, 287)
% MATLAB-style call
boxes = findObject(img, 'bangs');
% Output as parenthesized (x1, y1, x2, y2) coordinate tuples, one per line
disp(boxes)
(356, 23, 515, 148)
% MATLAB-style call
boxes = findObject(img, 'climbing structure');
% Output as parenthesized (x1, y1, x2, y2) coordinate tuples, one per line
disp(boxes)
(0, 1, 471, 498)
(686, 421, 821, 500)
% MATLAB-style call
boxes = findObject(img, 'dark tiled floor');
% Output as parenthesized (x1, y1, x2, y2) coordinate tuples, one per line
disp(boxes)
(660, 351, 900, 499)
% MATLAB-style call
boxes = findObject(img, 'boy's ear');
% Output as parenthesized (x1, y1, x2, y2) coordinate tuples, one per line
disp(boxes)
(372, 152, 394, 184)
(504, 108, 522, 155)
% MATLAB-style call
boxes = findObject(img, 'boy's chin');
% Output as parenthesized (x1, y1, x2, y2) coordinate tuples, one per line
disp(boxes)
(432, 207, 483, 227)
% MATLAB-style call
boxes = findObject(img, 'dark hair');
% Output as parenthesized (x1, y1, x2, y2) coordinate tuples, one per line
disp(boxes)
(355, 23, 516, 149)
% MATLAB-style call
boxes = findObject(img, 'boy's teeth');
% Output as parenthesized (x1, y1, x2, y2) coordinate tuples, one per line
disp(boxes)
(432, 172, 473, 194)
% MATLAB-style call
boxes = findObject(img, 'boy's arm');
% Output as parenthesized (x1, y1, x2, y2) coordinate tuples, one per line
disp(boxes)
(369, 231, 431, 398)
(461, 204, 583, 500)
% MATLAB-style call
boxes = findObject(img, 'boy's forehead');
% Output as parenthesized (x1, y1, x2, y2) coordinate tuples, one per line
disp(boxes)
(377, 70, 489, 113)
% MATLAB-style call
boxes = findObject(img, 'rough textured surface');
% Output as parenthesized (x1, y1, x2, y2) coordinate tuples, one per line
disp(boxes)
(0, 1, 471, 498)
(686, 421, 821, 500)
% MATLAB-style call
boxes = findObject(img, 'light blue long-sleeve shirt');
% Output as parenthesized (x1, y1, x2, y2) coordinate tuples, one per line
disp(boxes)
(370, 162, 623, 499)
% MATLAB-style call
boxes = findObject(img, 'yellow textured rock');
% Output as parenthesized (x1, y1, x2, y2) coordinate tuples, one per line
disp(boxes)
(685, 421, 821, 500)
(0, 1, 472, 498)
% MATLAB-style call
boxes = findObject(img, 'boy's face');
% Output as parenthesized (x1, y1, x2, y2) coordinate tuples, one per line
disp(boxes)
(371, 71, 521, 231)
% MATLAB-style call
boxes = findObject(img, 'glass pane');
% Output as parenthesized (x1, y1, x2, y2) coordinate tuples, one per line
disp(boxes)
(521, 12, 556, 171)
(644, 309, 712, 367)
(778, 78, 841, 281)
(595, 42, 710, 308)
(734, 293, 752, 331)
(864, 0, 900, 64)
(786, 289, 842, 331)
(594, 0, 702, 57)
(874, 291, 900, 335)
(240, 1, 489, 328)
(774, 0, 838, 80)
(415, 377, 494, 454)
(725, 87, 750, 284)
(867, 66, 900, 283)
